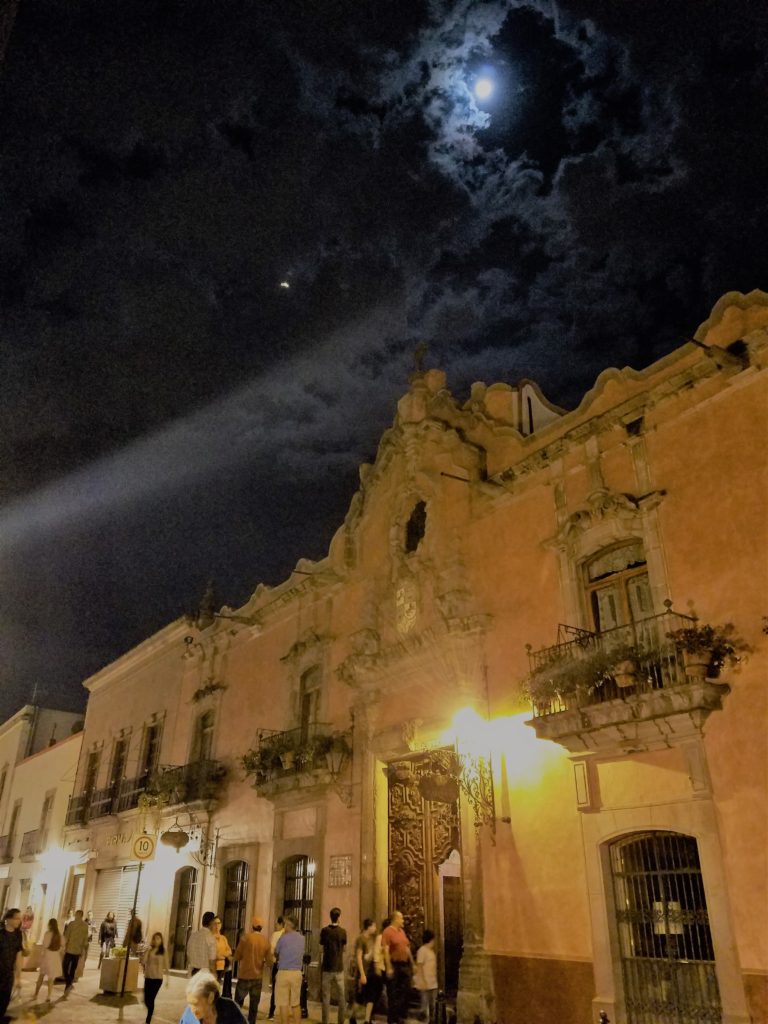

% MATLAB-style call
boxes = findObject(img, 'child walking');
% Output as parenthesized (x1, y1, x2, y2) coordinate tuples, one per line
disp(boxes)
(415, 930, 438, 1024)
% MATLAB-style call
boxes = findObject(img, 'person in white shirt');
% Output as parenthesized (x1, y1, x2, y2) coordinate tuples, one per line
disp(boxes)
(187, 912, 218, 975)
(415, 930, 438, 1024)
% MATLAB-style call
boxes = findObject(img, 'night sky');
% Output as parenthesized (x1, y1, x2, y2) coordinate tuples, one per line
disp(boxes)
(1, 0, 767, 718)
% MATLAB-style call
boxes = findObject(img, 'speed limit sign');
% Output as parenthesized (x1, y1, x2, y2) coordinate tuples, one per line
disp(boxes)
(133, 833, 157, 861)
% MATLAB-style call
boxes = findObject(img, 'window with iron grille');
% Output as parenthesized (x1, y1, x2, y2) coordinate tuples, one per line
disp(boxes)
(282, 855, 315, 938)
(609, 831, 722, 1024)
(221, 860, 249, 951)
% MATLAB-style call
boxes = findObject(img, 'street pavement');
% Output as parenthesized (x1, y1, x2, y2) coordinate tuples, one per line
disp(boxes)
(7, 961, 325, 1024)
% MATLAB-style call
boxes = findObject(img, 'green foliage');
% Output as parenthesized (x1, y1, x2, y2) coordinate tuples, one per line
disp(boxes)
(524, 647, 615, 703)
(666, 622, 751, 674)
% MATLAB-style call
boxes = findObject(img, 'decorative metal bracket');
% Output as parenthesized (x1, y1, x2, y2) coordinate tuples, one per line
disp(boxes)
(418, 748, 502, 841)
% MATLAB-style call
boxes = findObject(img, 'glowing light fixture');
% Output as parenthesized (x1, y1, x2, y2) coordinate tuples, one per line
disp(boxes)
(160, 819, 190, 852)
(474, 77, 494, 100)
(279, 280, 290, 289)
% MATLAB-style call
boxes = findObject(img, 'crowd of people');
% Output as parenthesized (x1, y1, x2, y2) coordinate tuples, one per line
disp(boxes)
(0, 902, 440, 1024)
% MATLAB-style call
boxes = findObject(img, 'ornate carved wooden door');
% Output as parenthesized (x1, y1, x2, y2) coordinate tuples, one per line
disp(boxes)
(388, 751, 463, 995)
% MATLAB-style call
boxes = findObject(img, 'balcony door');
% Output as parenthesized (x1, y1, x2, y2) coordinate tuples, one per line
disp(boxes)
(586, 541, 652, 633)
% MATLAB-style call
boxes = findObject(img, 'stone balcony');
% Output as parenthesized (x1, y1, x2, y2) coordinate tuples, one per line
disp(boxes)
(524, 610, 732, 755)
(242, 724, 351, 803)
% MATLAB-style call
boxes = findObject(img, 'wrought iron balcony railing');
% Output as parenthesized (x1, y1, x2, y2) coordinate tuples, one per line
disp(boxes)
(527, 608, 697, 717)
(147, 759, 227, 805)
(65, 760, 225, 826)
(65, 792, 90, 827)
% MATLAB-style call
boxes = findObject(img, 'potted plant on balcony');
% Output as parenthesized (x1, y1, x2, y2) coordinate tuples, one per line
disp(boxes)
(666, 622, 750, 679)
(241, 746, 277, 786)
(524, 648, 614, 711)
(607, 643, 642, 688)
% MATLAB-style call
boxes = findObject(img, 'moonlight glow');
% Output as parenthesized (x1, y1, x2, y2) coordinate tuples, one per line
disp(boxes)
(474, 77, 494, 100)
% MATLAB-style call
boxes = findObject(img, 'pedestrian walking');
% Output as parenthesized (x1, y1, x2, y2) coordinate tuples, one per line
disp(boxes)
(349, 918, 382, 1024)
(124, 915, 144, 956)
(320, 907, 347, 1024)
(62, 909, 89, 992)
(179, 970, 246, 1023)
(414, 931, 438, 1024)
(274, 916, 305, 1024)
(267, 915, 284, 1019)
(142, 931, 170, 1024)
(233, 916, 271, 1024)
(187, 912, 218, 975)
(0, 909, 24, 1018)
(99, 911, 117, 966)
(213, 916, 233, 995)
(381, 911, 413, 1024)
(34, 918, 63, 1002)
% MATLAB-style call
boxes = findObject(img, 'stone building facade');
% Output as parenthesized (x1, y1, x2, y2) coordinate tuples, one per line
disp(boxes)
(61, 290, 767, 1023)
(0, 705, 83, 932)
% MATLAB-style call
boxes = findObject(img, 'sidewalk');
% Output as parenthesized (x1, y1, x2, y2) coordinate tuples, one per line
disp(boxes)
(9, 962, 325, 1024)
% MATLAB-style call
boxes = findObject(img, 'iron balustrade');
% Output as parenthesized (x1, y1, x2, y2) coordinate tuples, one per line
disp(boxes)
(64, 759, 225, 827)
(19, 830, 40, 858)
(148, 759, 226, 804)
(116, 773, 151, 812)
(256, 722, 338, 775)
(528, 608, 697, 717)
(64, 792, 90, 827)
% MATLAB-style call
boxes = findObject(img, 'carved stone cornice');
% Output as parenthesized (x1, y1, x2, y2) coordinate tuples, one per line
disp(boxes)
(547, 487, 666, 556)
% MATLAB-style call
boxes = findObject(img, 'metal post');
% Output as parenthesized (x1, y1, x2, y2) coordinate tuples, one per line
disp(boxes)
(119, 860, 143, 998)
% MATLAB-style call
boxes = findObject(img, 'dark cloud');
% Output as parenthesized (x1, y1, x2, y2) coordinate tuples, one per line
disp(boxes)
(0, 0, 767, 715)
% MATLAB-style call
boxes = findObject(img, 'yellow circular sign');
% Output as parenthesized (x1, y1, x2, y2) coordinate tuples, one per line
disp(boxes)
(132, 833, 157, 861)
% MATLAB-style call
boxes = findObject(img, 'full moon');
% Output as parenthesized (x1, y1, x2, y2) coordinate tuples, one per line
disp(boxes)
(474, 77, 493, 100)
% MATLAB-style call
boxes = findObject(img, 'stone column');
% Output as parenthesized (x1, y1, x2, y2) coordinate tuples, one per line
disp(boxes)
(456, 802, 495, 1024)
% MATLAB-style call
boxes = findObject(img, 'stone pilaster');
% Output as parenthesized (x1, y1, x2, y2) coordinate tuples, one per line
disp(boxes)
(456, 820, 495, 1023)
